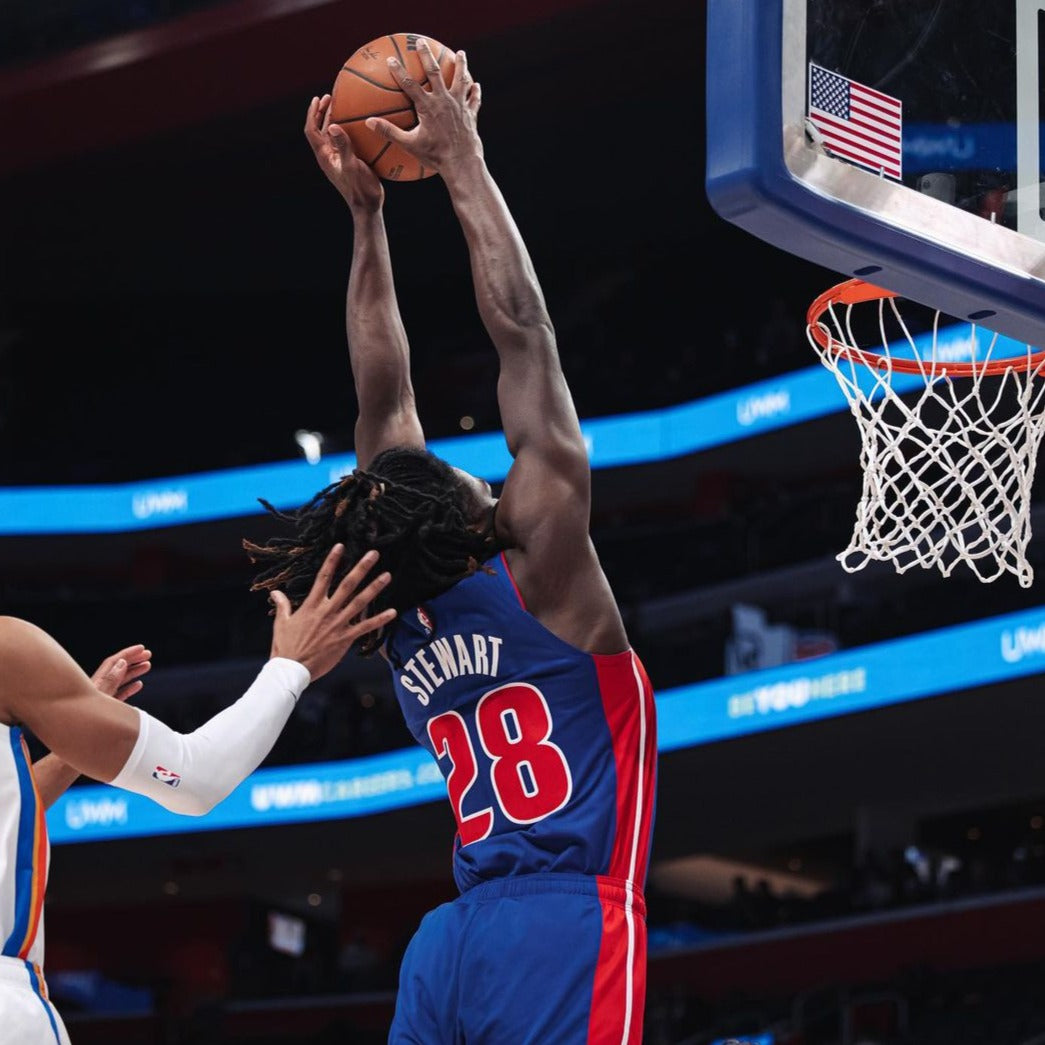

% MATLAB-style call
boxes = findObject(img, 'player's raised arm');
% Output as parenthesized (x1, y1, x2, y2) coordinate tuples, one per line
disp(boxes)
(365, 44, 589, 530)
(0, 547, 395, 816)
(367, 44, 627, 653)
(305, 94, 424, 468)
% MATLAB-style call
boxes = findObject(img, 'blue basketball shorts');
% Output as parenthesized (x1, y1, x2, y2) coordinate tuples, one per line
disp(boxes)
(389, 872, 646, 1045)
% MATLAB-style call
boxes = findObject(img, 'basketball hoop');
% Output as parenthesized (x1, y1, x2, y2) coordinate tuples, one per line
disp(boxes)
(806, 279, 1045, 587)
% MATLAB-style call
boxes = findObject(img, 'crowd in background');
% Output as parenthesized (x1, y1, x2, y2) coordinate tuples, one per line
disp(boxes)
(647, 839, 1045, 947)
(644, 959, 1045, 1045)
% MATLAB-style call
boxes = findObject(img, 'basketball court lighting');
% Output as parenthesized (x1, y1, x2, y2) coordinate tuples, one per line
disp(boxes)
(294, 429, 324, 465)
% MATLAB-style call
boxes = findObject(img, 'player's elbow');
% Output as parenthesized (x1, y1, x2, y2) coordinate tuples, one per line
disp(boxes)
(353, 378, 417, 419)
(490, 313, 557, 357)
(164, 784, 228, 818)
(167, 793, 213, 817)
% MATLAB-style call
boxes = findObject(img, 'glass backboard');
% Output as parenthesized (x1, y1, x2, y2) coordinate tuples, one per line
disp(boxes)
(706, 0, 1045, 347)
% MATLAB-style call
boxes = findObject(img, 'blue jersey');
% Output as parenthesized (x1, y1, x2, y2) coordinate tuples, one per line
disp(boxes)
(387, 551, 657, 896)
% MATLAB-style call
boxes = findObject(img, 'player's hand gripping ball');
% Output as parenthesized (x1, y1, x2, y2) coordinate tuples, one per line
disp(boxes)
(329, 33, 455, 181)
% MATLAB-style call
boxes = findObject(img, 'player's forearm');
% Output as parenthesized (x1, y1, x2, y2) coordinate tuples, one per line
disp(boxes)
(442, 156, 555, 355)
(346, 209, 413, 404)
(31, 753, 81, 810)
(110, 658, 309, 816)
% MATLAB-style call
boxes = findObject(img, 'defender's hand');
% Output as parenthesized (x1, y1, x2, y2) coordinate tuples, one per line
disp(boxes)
(305, 94, 385, 213)
(269, 545, 395, 680)
(365, 42, 482, 174)
(91, 644, 152, 703)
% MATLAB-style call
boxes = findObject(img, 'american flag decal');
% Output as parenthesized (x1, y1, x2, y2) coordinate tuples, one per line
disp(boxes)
(808, 64, 902, 180)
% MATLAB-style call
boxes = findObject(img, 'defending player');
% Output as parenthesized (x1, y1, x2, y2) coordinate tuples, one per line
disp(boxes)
(247, 43, 656, 1043)
(0, 545, 393, 1044)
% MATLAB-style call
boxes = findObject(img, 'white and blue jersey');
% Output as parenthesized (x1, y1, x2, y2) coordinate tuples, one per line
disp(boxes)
(0, 724, 69, 1044)
(387, 551, 657, 1044)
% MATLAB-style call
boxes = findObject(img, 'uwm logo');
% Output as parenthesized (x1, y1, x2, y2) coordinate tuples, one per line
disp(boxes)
(737, 390, 790, 427)
(251, 780, 324, 811)
(1001, 623, 1045, 663)
(132, 488, 188, 520)
(64, 797, 129, 831)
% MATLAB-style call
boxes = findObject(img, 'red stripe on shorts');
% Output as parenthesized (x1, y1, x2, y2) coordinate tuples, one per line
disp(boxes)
(594, 651, 656, 887)
(587, 877, 646, 1045)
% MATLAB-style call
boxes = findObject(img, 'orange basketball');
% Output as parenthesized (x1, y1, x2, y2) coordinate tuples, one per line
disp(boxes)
(329, 33, 455, 182)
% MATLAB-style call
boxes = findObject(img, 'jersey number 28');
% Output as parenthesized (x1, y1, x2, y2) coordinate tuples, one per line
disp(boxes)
(427, 682, 573, 846)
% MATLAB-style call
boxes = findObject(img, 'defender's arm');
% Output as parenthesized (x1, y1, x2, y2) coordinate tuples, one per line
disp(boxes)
(31, 643, 151, 809)
(1, 548, 394, 815)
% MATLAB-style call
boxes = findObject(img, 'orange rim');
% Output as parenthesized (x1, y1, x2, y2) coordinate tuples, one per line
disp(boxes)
(807, 278, 1045, 377)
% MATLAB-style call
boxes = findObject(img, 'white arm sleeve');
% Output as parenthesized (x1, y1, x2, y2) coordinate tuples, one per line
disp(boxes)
(109, 657, 310, 816)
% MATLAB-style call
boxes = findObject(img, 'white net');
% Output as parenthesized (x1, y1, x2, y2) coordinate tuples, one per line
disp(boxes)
(807, 283, 1045, 588)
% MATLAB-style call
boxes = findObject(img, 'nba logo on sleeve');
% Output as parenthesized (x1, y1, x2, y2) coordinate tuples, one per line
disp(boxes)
(417, 606, 435, 635)
(152, 765, 181, 788)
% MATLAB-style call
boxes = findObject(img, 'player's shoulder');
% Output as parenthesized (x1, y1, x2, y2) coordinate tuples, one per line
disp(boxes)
(0, 618, 88, 722)
(0, 615, 51, 647)
(0, 617, 67, 674)
(0, 618, 53, 724)
(0, 615, 42, 644)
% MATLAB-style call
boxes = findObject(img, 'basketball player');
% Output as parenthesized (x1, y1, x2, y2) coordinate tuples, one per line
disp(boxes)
(247, 42, 656, 1043)
(0, 544, 394, 1044)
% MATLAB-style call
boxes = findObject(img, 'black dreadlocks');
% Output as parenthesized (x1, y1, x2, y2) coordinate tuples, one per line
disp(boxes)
(243, 446, 504, 655)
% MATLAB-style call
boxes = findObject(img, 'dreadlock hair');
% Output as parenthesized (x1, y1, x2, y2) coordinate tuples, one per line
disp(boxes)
(243, 446, 504, 656)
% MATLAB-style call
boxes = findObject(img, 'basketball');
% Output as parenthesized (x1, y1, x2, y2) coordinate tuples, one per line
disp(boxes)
(329, 33, 456, 182)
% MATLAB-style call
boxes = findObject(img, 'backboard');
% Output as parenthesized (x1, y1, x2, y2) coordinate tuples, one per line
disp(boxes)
(706, 0, 1045, 347)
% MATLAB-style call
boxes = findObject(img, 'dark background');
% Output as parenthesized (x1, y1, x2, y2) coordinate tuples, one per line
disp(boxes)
(1, 2, 1044, 1044)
